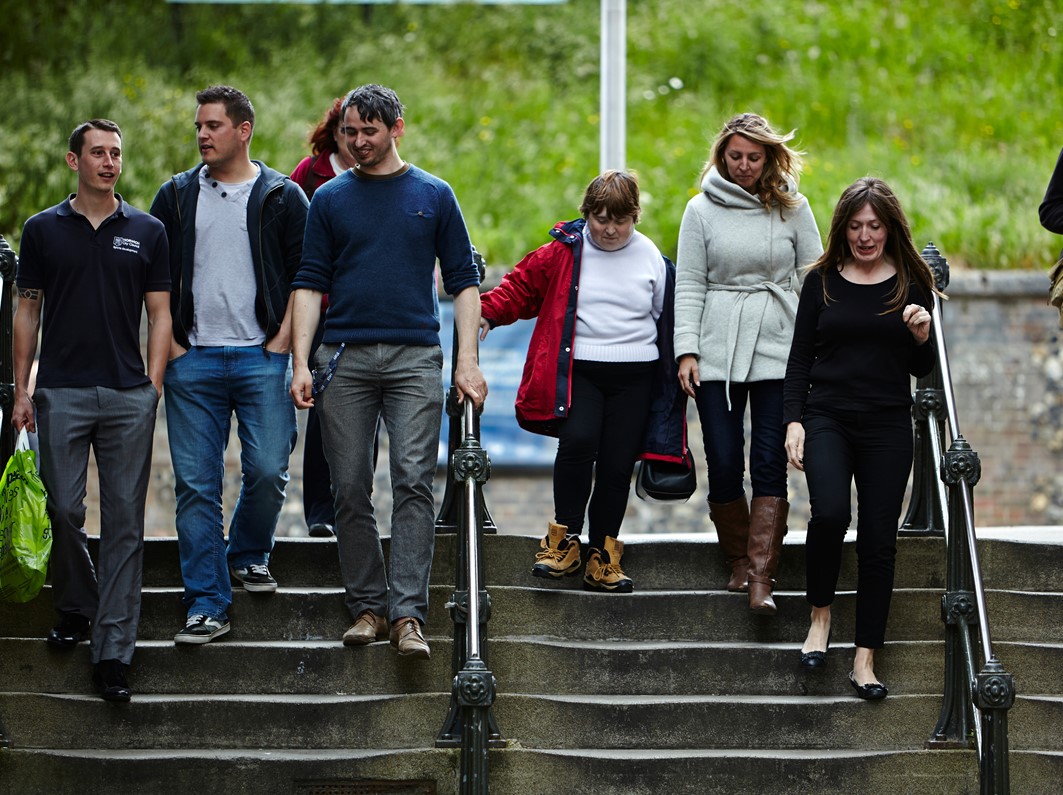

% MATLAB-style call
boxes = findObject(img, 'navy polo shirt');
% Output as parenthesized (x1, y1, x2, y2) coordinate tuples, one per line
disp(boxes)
(17, 195, 171, 389)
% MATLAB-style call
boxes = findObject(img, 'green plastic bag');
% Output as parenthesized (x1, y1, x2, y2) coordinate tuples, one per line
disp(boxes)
(0, 429, 52, 603)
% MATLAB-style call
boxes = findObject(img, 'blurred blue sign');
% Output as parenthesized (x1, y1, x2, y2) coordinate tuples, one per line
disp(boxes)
(438, 300, 555, 468)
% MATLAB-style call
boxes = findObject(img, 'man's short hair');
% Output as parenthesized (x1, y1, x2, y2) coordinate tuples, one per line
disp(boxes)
(341, 84, 404, 128)
(196, 85, 255, 129)
(68, 119, 122, 156)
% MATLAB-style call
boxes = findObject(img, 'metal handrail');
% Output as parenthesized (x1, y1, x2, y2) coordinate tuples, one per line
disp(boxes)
(915, 243, 1013, 794)
(433, 269, 503, 792)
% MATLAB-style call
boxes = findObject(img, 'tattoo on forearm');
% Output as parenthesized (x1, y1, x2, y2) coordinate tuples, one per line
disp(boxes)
(17, 287, 40, 300)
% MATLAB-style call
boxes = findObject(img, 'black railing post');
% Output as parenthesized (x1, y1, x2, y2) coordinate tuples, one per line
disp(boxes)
(975, 658, 1014, 795)
(0, 234, 16, 463)
(902, 242, 950, 537)
(929, 437, 980, 748)
(436, 248, 497, 535)
(436, 400, 503, 793)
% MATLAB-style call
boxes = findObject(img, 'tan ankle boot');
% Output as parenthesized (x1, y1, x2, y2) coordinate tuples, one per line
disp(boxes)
(709, 496, 750, 592)
(746, 496, 788, 614)
(532, 521, 582, 578)
(583, 536, 633, 593)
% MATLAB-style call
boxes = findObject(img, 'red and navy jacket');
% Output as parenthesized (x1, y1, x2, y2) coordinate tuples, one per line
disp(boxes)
(480, 218, 689, 465)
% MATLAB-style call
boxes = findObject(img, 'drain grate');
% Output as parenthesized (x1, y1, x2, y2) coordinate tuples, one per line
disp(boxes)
(292, 781, 436, 795)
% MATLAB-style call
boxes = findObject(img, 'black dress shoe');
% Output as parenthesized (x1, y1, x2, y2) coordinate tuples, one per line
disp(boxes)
(799, 628, 831, 669)
(46, 614, 91, 649)
(308, 522, 335, 538)
(93, 659, 132, 702)
(800, 650, 827, 668)
(849, 671, 888, 700)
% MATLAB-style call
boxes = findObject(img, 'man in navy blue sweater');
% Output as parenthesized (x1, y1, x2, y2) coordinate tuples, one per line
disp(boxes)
(290, 84, 486, 660)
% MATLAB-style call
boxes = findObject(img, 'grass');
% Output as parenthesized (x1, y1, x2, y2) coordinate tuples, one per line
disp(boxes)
(0, 0, 1060, 270)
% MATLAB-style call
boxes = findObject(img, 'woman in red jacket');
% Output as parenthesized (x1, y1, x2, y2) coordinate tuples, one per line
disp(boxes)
(479, 171, 673, 592)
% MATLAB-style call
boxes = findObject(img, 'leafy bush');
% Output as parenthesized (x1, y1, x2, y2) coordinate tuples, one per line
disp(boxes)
(0, 0, 1060, 269)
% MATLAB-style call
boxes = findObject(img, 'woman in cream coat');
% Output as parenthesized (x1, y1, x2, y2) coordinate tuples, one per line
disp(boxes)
(675, 113, 822, 614)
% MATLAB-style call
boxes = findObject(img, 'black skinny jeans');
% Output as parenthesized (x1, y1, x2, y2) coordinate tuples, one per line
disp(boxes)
(802, 406, 913, 649)
(553, 360, 655, 549)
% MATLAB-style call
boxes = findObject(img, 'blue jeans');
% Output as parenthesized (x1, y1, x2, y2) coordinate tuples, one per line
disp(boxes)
(315, 342, 443, 625)
(693, 380, 787, 504)
(164, 346, 297, 619)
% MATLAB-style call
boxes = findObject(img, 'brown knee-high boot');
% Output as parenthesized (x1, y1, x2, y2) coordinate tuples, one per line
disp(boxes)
(709, 496, 750, 592)
(747, 496, 788, 614)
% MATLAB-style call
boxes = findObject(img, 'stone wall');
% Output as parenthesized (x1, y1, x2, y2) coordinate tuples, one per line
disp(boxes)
(69, 269, 1060, 537)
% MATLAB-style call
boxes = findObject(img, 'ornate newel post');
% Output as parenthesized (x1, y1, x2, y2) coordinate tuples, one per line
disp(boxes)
(975, 657, 1014, 795)
(436, 401, 503, 794)
(901, 242, 949, 536)
(0, 235, 16, 463)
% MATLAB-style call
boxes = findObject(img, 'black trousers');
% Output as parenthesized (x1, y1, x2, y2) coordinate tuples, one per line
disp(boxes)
(553, 360, 655, 550)
(303, 317, 336, 527)
(802, 406, 913, 649)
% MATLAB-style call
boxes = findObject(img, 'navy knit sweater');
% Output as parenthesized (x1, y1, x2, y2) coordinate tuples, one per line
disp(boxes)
(293, 164, 479, 346)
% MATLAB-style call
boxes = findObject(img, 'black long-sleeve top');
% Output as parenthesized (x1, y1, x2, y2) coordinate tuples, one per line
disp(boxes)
(1041, 146, 1063, 235)
(782, 268, 935, 424)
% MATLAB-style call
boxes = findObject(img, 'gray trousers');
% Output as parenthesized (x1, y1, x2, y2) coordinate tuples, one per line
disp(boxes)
(316, 343, 443, 625)
(35, 384, 158, 664)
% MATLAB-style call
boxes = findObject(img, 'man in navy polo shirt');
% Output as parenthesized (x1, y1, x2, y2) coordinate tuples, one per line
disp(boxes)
(13, 118, 172, 702)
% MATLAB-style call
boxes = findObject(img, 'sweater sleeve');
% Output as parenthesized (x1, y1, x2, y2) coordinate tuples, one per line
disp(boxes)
(908, 283, 937, 378)
(782, 269, 821, 423)
(673, 198, 710, 359)
(1040, 146, 1063, 234)
(291, 191, 334, 293)
(435, 184, 479, 297)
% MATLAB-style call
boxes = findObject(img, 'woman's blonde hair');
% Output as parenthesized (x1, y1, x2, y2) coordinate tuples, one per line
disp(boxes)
(700, 112, 804, 210)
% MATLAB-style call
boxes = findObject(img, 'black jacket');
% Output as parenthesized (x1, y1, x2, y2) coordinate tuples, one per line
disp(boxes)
(149, 161, 309, 349)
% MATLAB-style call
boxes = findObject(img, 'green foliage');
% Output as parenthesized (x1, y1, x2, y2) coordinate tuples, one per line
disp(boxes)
(0, 0, 1060, 269)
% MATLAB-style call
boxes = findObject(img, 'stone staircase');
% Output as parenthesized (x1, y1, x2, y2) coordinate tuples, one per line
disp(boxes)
(1, 532, 1061, 794)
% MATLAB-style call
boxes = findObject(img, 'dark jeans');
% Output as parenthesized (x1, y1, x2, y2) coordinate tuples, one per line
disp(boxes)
(693, 380, 786, 504)
(554, 360, 655, 550)
(802, 406, 913, 649)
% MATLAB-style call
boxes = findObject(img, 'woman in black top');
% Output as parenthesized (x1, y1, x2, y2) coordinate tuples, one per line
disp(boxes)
(782, 177, 937, 700)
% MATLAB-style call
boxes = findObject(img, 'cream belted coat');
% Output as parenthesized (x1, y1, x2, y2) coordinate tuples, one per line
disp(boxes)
(674, 165, 823, 401)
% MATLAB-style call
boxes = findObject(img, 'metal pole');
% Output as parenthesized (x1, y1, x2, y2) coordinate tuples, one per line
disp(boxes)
(600, 0, 626, 172)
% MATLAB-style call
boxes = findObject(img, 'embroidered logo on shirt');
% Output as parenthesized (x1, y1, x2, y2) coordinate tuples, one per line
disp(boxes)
(112, 236, 141, 254)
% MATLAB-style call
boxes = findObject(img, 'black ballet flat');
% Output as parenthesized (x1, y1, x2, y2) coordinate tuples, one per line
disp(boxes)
(848, 671, 888, 700)
(799, 629, 831, 669)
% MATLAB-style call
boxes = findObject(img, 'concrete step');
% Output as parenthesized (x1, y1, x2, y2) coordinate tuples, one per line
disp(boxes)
(3, 636, 1057, 708)
(4, 583, 1058, 646)
(125, 533, 1063, 592)
(0, 692, 450, 750)
(3, 745, 1060, 795)
(0, 745, 993, 795)
(0, 690, 965, 753)
(0, 747, 459, 795)
(0, 584, 950, 643)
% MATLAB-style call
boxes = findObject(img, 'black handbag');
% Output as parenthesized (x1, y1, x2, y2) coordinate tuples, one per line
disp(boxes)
(635, 458, 697, 503)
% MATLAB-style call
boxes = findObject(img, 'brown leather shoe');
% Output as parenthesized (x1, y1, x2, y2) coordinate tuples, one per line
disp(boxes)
(342, 610, 388, 646)
(390, 617, 430, 659)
